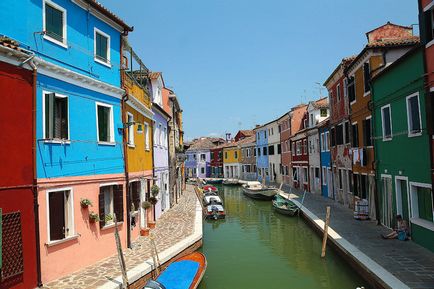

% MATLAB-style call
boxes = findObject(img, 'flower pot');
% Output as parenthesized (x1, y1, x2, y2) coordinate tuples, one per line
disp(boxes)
(140, 228, 150, 236)
(81, 203, 89, 209)
(148, 221, 156, 229)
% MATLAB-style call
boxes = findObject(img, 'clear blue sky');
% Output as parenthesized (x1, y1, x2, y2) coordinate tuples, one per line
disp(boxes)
(100, 0, 418, 141)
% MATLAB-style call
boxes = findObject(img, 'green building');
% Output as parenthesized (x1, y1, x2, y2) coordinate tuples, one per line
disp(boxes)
(372, 46, 434, 252)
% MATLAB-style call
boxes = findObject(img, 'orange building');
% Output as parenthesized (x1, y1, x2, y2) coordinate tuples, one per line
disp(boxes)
(345, 22, 419, 217)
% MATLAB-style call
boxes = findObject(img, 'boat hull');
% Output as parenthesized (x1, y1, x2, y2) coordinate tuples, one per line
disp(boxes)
(242, 187, 277, 200)
(272, 204, 298, 216)
(205, 179, 223, 184)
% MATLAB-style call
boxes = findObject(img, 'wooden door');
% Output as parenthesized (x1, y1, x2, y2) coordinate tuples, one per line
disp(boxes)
(49, 191, 65, 241)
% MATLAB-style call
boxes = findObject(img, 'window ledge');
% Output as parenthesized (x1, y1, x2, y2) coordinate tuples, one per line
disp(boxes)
(128, 144, 136, 148)
(363, 91, 370, 97)
(101, 222, 123, 231)
(45, 234, 79, 247)
(411, 218, 434, 232)
(43, 34, 68, 49)
(426, 39, 434, 49)
(382, 137, 392, 142)
(43, 139, 71, 145)
(94, 57, 112, 68)
(98, 141, 116, 146)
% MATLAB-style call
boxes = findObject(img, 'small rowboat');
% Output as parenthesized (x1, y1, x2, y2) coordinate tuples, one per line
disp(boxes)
(203, 185, 218, 193)
(203, 195, 223, 206)
(242, 181, 278, 200)
(205, 178, 223, 184)
(272, 195, 299, 216)
(143, 252, 207, 289)
(205, 204, 226, 219)
(222, 179, 240, 186)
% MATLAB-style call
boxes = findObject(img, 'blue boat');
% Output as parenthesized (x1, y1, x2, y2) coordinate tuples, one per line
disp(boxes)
(143, 252, 207, 289)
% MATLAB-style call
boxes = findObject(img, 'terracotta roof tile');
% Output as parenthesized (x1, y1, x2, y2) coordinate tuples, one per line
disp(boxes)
(366, 36, 419, 48)
(84, 0, 133, 31)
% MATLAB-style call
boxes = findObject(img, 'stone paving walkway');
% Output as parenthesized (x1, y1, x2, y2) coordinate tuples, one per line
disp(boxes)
(43, 185, 198, 289)
(282, 185, 434, 289)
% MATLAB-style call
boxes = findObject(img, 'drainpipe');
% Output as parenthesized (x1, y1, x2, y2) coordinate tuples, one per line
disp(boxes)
(151, 119, 156, 222)
(120, 39, 131, 249)
(26, 56, 42, 287)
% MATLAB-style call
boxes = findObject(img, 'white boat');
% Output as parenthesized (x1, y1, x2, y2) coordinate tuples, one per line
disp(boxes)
(222, 179, 240, 186)
(242, 181, 278, 200)
(203, 195, 223, 206)
(205, 204, 225, 219)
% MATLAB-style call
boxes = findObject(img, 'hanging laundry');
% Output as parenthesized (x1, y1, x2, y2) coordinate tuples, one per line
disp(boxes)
(359, 148, 364, 166)
(353, 149, 359, 164)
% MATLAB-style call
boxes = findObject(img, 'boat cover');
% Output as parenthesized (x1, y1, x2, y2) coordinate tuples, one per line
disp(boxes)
(157, 260, 199, 289)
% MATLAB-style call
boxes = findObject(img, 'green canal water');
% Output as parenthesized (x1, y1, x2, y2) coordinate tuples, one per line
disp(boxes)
(198, 185, 368, 289)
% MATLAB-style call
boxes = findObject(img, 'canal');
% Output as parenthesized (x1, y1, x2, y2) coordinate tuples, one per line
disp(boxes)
(198, 185, 369, 289)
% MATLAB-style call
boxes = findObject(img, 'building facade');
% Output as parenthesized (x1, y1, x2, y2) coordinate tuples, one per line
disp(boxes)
(210, 146, 224, 178)
(291, 114, 309, 192)
(318, 120, 332, 198)
(306, 98, 329, 194)
(239, 136, 257, 181)
(265, 120, 282, 183)
(255, 126, 269, 182)
(346, 22, 418, 217)
(223, 143, 241, 179)
(324, 57, 354, 205)
(372, 46, 433, 252)
(185, 138, 215, 179)
(0, 54, 38, 288)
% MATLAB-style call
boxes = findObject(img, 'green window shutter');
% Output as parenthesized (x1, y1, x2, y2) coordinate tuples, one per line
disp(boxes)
(98, 106, 109, 142)
(417, 187, 433, 222)
(96, 33, 108, 61)
(45, 93, 55, 139)
(45, 4, 63, 41)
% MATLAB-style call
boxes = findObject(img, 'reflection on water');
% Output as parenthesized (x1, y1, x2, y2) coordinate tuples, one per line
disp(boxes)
(198, 185, 368, 289)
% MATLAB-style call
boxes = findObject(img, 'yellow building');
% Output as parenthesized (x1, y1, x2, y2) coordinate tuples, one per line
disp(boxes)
(122, 43, 155, 240)
(223, 144, 241, 179)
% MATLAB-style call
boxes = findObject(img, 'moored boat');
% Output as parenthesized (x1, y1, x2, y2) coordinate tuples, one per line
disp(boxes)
(203, 195, 223, 206)
(143, 251, 207, 289)
(242, 181, 277, 200)
(222, 179, 240, 186)
(205, 203, 226, 219)
(272, 194, 299, 216)
(203, 185, 218, 193)
(205, 178, 223, 184)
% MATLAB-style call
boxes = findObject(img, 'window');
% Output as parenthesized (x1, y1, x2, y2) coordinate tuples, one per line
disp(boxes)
(410, 183, 433, 222)
(234, 151, 238, 159)
(322, 167, 327, 185)
(363, 118, 372, 146)
(309, 140, 312, 153)
(99, 184, 123, 228)
(159, 124, 163, 145)
(263, 147, 268, 155)
(336, 83, 341, 101)
(296, 141, 301, 155)
(344, 122, 350, 144)
(277, 144, 281, 154)
(129, 181, 141, 212)
(264, 131, 267, 138)
(320, 109, 327, 117)
(336, 124, 343, 145)
(257, 148, 261, 156)
(96, 103, 114, 143)
(347, 76, 355, 103)
(225, 152, 228, 159)
(268, 145, 275, 155)
(310, 113, 314, 127)
(381, 105, 392, 140)
(406, 93, 422, 136)
(338, 169, 343, 190)
(422, 8, 434, 44)
(343, 78, 348, 99)
(144, 123, 150, 150)
(292, 142, 295, 156)
(257, 132, 260, 140)
(44, 92, 69, 140)
(325, 131, 329, 151)
(363, 62, 370, 94)
(127, 113, 134, 146)
(330, 127, 336, 147)
(201, 167, 205, 174)
(47, 188, 74, 242)
(303, 167, 308, 183)
(200, 154, 206, 161)
(303, 139, 307, 155)
(94, 28, 110, 66)
(352, 123, 359, 147)
(320, 133, 325, 152)
(253, 148, 256, 156)
(293, 167, 298, 181)
(163, 127, 167, 147)
(43, 0, 67, 46)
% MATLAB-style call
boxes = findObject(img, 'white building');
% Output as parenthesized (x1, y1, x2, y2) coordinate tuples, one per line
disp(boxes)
(306, 98, 329, 194)
(264, 119, 282, 184)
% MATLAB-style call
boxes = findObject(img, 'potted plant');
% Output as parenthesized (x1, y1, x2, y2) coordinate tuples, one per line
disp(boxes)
(140, 227, 150, 236)
(151, 184, 160, 197)
(80, 198, 92, 208)
(142, 201, 152, 210)
(89, 211, 100, 223)
(105, 213, 113, 224)
(149, 196, 158, 205)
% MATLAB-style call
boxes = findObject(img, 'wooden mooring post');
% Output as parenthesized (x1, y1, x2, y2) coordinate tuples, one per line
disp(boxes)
(321, 206, 331, 258)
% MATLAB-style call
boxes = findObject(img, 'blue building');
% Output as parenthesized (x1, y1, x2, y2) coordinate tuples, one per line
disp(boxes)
(254, 125, 269, 182)
(0, 0, 133, 283)
(319, 120, 332, 198)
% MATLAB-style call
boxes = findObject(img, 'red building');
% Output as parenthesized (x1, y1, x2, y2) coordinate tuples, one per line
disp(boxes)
(234, 130, 254, 142)
(0, 58, 38, 288)
(210, 146, 224, 178)
(418, 0, 434, 189)
(290, 111, 310, 191)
